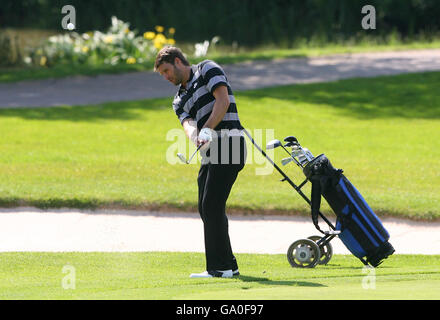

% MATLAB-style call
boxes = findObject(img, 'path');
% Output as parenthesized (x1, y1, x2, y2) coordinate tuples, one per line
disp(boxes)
(1, 49, 440, 108)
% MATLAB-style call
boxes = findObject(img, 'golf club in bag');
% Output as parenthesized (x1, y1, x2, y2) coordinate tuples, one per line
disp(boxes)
(242, 128, 395, 268)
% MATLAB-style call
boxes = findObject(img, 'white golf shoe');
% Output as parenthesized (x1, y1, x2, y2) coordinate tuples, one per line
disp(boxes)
(189, 269, 233, 278)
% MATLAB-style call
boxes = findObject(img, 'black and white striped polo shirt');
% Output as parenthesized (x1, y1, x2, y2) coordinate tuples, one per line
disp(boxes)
(172, 60, 243, 132)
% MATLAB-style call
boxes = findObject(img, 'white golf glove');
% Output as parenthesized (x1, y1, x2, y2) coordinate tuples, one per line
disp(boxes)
(198, 128, 213, 144)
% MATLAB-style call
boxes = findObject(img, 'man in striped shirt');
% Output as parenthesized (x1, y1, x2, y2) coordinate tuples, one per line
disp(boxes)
(155, 46, 246, 278)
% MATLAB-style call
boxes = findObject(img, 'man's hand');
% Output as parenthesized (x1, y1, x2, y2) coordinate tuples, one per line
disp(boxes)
(197, 128, 213, 152)
(198, 128, 212, 144)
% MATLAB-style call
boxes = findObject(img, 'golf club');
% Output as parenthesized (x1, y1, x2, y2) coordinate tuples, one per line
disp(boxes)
(177, 143, 204, 164)
(266, 139, 282, 150)
(281, 157, 294, 166)
(267, 138, 305, 167)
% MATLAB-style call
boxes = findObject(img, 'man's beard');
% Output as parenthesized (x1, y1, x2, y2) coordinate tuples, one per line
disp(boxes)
(172, 66, 184, 85)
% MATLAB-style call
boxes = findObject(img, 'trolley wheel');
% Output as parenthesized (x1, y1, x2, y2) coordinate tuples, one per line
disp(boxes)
(287, 239, 321, 268)
(307, 235, 333, 265)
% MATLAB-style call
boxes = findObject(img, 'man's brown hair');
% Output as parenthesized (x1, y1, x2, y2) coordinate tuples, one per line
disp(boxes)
(154, 46, 190, 71)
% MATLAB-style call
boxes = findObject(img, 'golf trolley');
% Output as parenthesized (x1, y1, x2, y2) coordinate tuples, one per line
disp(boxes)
(242, 129, 394, 268)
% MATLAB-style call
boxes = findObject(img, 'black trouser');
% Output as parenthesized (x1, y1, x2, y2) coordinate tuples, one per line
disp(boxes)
(197, 135, 246, 271)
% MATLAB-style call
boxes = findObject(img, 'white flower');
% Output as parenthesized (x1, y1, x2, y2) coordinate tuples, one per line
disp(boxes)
(194, 40, 209, 57)
(110, 56, 120, 65)
(211, 36, 220, 45)
(48, 36, 59, 43)
(111, 16, 119, 28)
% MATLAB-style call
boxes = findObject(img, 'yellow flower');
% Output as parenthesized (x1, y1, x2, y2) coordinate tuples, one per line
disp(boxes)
(153, 33, 167, 49)
(168, 27, 175, 34)
(40, 56, 47, 66)
(103, 35, 113, 44)
(154, 33, 166, 42)
(167, 38, 176, 45)
(124, 28, 130, 34)
(155, 25, 164, 33)
(81, 46, 89, 53)
(143, 31, 155, 40)
(126, 57, 136, 64)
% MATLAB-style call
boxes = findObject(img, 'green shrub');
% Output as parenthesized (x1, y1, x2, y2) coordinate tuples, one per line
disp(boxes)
(0, 31, 22, 66)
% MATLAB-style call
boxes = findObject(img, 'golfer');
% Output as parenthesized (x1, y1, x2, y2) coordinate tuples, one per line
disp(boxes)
(155, 46, 246, 278)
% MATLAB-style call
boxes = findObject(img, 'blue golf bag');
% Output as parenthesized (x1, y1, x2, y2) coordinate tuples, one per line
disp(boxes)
(303, 154, 395, 267)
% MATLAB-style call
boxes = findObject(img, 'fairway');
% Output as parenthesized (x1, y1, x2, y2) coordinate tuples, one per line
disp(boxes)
(0, 72, 439, 219)
(0, 252, 438, 300)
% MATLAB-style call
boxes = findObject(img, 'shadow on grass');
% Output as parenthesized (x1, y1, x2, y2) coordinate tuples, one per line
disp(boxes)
(326, 263, 395, 270)
(238, 71, 440, 119)
(0, 98, 171, 122)
(0, 198, 102, 210)
(237, 275, 326, 287)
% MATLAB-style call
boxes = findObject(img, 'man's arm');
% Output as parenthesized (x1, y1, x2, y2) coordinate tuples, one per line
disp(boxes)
(182, 85, 229, 146)
(201, 85, 230, 131)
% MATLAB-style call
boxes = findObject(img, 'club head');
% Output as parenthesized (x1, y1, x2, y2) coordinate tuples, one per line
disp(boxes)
(176, 153, 189, 164)
(284, 136, 298, 144)
(290, 149, 302, 158)
(281, 157, 294, 166)
(266, 139, 282, 150)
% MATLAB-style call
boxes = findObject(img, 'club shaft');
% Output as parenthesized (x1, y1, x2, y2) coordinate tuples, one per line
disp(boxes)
(186, 143, 203, 163)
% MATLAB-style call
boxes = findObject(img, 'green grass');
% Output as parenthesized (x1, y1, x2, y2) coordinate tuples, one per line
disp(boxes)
(0, 72, 439, 219)
(2, 38, 440, 83)
(0, 252, 439, 299)
(0, 63, 149, 83)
